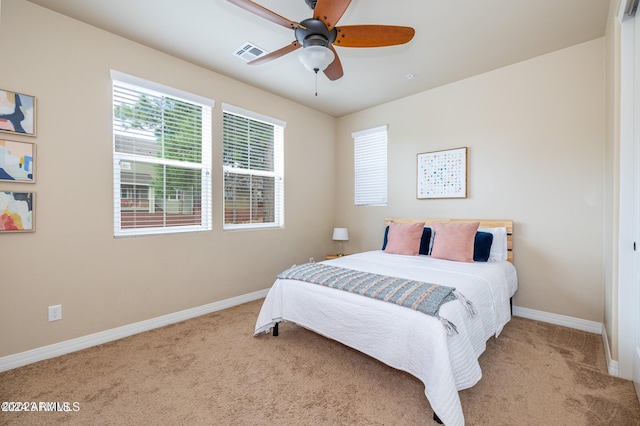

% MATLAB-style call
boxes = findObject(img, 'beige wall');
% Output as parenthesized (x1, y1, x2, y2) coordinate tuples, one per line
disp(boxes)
(0, 0, 336, 357)
(1, 0, 610, 361)
(336, 38, 606, 323)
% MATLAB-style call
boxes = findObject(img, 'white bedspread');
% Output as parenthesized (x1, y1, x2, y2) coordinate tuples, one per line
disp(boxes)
(254, 251, 518, 426)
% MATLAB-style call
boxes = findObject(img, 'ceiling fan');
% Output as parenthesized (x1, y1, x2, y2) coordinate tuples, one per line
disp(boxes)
(227, 0, 416, 81)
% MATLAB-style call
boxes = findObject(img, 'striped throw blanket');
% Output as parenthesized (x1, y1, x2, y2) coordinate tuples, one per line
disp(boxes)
(277, 263, 475, 335)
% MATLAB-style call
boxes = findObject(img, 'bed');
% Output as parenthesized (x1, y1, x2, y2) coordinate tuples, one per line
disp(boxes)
(254, 218, 517, 426)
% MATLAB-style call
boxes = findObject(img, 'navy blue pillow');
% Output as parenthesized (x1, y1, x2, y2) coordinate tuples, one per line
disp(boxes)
(419, 227, 432, 255)
(473, 231, 494, 262)
(382, 226, 432, 255)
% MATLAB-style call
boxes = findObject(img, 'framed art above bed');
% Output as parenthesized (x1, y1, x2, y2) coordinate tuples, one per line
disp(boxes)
(417, 147, 468, 199)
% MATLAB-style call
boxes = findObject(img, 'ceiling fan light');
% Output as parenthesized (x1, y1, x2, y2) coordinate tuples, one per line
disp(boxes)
(298, 45, 335, 73)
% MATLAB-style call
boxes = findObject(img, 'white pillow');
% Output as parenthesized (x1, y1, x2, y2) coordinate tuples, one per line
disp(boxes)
(479, 227, 507, 261)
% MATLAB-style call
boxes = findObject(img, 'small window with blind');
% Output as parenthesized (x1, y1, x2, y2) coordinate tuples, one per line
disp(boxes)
(353, 125, 388, 206)
(111, 71, 214, 237)
(222, 104, 285, 230)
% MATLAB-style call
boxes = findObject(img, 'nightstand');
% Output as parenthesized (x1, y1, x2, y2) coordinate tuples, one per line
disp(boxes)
(326, 254, 349, 260)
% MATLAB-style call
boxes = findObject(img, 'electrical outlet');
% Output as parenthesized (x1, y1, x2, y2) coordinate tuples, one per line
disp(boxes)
(48, 305, 62, 322)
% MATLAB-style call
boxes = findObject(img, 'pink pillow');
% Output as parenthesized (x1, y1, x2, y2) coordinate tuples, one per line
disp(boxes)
(430, 222, 480, 262)
(384, 222, 425, 255)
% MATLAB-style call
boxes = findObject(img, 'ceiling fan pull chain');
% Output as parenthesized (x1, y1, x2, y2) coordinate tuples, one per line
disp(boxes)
(315, 69, 319, 96)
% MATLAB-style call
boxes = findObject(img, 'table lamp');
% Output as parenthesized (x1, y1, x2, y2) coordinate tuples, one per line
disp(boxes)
(332, 227, 349, 257)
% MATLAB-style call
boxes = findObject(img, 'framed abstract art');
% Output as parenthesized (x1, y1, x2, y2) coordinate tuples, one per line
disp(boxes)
(0, 89, 36, 137)
(0, 191, 35, 232)
(0, 139, 35, 183)
(417, 147, 468, 199)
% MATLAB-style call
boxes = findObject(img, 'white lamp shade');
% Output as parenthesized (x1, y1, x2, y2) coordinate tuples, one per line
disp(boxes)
(298, 45, 335, 72)
(332, 227, 349, 241)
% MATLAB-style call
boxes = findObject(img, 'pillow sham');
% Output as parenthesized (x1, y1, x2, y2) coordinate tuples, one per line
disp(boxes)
(383, 222, 426, 255)
(430, 222, 480, 262)
(473, 231, 494, 262)
(382, 225, 432, 255)
(479, 227, 508, 261)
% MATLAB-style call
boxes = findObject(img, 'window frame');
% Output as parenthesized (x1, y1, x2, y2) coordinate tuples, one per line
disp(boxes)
(111, 70, 214, 237)
(222, 103, 285, 231)
(353, 125, 388, 206)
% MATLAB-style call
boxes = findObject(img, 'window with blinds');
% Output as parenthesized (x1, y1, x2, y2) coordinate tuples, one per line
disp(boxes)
(111, 71, 214, 237)
(353, 125, 388, 206)
(222, 104, 285, 229)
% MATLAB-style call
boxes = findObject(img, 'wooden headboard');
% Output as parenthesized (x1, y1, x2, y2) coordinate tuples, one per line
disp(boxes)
(384, 218, 514, 263)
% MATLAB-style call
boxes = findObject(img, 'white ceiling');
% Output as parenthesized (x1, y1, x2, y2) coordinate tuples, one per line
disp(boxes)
(26, 0, 610, 117)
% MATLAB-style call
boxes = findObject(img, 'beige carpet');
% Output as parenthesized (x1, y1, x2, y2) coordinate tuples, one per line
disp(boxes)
(1, 300, 639, 426)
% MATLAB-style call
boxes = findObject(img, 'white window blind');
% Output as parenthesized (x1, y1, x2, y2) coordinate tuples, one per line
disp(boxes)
(222, 103, 285, 230)
(353, 125, 388, 206)
(111, 71, 214, 237)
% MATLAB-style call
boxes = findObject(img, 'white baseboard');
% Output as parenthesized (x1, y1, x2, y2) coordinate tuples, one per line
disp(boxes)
(0, 298, 617, 376)
(512, 305, 603, 334)
(0, 289, 270, 373)
(601, 325, 619, 376)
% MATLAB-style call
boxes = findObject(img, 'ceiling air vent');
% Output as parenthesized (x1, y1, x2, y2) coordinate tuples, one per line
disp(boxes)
(233, 42, 268, 62)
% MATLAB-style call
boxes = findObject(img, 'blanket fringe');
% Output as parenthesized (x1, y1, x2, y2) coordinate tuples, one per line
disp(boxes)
(439, 317, 458, 336)
(453, 291, 477, 316)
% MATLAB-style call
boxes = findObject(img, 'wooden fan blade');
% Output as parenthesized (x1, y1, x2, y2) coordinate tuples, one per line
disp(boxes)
(227, 0, 303, 30)
(313, 0, 351, 30)
(334, 25, 415, 48)
(248, 41, 301, 65)
(324, 45, 343, 80)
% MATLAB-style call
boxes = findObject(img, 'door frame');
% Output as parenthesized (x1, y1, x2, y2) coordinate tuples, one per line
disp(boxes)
(618, 0, 640, 394)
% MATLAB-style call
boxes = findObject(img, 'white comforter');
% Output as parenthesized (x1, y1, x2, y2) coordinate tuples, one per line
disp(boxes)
(254, 251, 518, 426)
